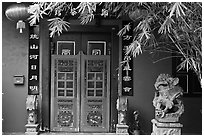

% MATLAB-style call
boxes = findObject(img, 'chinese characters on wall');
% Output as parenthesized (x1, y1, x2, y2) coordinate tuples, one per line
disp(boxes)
(122, 21, 133, 96)
(28, 25, 39, 95)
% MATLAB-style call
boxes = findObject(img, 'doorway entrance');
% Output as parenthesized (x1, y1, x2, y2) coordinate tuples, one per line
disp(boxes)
(50, 32, 111, 132)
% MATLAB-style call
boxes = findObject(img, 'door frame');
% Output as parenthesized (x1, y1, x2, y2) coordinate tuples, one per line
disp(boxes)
(40, 23, 119, 132)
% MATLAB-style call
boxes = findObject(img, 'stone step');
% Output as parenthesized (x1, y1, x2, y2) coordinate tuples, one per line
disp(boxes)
(3, 132, 117, 135)
(40, 132, 116, 135)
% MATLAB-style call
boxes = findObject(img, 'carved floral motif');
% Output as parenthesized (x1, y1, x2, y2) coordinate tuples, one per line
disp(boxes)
(151, 119, 183, 135)
(87, 111, 102, 127)
(57, 110, 73, 127)
(152, 128, 181, 135)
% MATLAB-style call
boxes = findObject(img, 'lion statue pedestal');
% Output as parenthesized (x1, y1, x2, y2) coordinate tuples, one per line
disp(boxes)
(151, 74, 184, 135)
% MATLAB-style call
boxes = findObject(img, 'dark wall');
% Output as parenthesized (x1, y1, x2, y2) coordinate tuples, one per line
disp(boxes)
(2, 2, 29, 133)
(127, 52, 202, 135)
(181, 97, 202, 134)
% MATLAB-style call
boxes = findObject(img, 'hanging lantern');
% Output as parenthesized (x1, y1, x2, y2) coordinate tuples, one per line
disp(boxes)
(5, 3, 30, 33)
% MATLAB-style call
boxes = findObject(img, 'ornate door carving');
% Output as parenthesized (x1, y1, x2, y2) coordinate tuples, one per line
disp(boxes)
(51, 53, 110, 132)
(80, 55, 110, 132)
(51, 55, 80, 132)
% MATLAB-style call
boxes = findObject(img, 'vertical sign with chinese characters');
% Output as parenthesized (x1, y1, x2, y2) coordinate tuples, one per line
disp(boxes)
(28, 25, 40, 95)
(122, 21, 133, 96)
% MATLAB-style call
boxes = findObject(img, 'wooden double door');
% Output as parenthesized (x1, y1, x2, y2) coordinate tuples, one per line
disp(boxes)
(50, 32, 110, 132)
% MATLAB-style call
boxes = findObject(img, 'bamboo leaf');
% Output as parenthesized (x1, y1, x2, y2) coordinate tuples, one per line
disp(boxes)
(169, 2, 187, 18)
(158, 16, 175, 34)
(177, 58, 190, 72)
(117, 23, 131, 36)
(126, 40, 142, 57)
(28, 4, 48, 26)
(48, 17, 70, 37)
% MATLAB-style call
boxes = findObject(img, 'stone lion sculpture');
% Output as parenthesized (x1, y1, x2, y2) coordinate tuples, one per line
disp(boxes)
(153, 74, 184, 122)
(28, 111, 37, 124)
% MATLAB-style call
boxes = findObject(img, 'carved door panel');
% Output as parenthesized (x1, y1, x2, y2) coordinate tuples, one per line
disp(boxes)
(51, 55, 80, 132)
(80, 55, 110, 132)
(51, 32, 110, 132)
(51, 54, 110, 132)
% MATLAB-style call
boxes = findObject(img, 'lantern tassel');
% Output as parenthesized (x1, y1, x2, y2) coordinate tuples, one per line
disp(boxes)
(16, 20, 25, 33)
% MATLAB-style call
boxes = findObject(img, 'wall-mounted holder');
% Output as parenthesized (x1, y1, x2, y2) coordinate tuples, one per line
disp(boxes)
(13, 75, 24, 85)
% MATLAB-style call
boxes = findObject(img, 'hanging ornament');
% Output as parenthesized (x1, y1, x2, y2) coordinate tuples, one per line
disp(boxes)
(5, 3, 30, 33)
(16, 20, 25, 33)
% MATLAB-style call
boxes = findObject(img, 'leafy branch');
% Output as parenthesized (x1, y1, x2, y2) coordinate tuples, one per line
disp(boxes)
(27, 2, 202, 87)
(48, 17, 70, 37)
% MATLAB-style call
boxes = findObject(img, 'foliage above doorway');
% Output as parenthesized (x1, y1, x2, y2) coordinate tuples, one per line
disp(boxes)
(27, 2, 202, 87)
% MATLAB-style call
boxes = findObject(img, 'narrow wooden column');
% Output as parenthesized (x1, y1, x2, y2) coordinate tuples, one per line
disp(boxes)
(39, 18, 50, 131)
